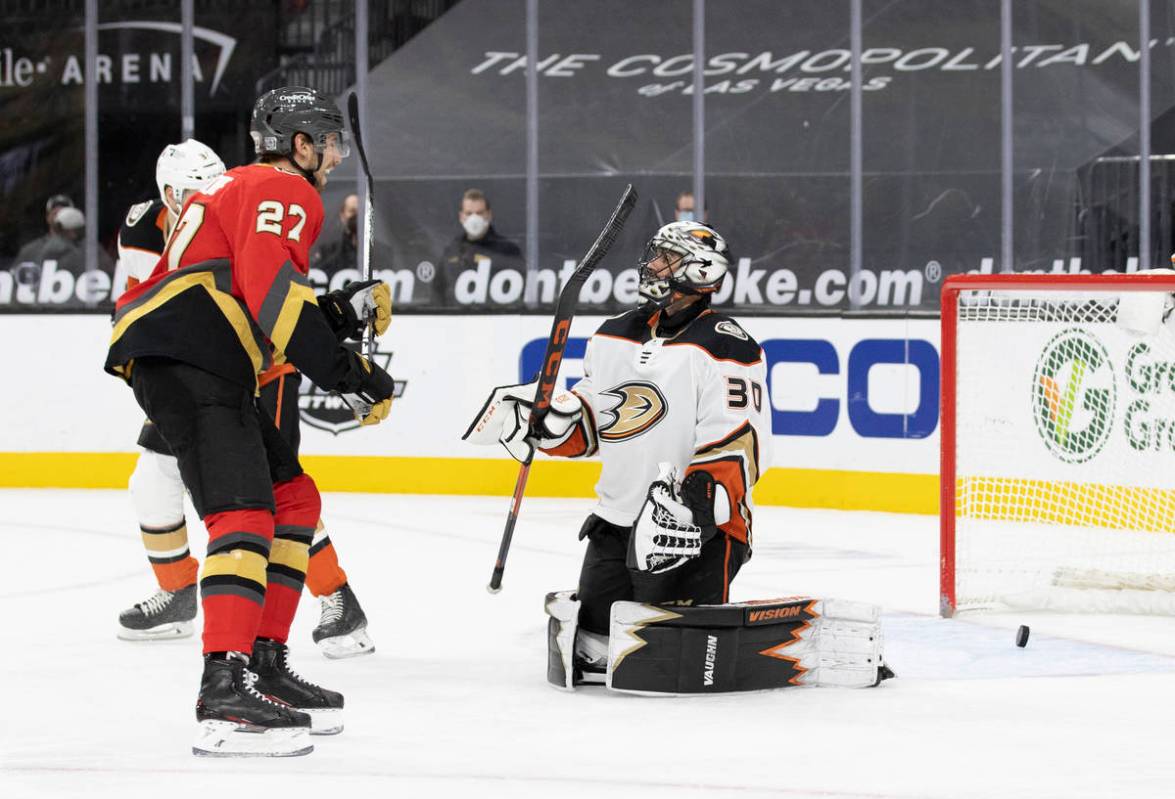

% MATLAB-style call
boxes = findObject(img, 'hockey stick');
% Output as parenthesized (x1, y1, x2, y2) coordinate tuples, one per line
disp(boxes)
(346, 92, 376, 363)
(486, 184, 638, 594)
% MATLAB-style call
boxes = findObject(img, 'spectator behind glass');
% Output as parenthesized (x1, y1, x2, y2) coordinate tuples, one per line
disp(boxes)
(437, 188, 522, 307)
(312, 193, 359, 280)
(11, 206, 114, 292)
(674, 191, 709, 224)
(13, 194, 74, 269)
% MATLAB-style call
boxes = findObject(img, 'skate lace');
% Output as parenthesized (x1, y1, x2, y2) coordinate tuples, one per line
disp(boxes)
(242, 667, 289, 709)
(137, 589, 175, 617)
(277, 649, 319, 690)
(318, 590, 345, 627)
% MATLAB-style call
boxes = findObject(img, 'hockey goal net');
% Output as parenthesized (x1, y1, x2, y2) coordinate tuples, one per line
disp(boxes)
(941, 273, 1175, 616)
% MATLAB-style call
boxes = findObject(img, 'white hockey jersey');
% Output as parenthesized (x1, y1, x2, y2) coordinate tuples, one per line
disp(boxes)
(544, 307, 771, 544)
(112, 199, 168, 298)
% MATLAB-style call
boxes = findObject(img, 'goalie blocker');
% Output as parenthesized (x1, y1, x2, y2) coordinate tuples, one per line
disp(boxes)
(547, 593, 893, 693)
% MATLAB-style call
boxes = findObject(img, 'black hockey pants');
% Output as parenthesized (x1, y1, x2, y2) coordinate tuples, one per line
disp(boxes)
(575, 514, 750, 636)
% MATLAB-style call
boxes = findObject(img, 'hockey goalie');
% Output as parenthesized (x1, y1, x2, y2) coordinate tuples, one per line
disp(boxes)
(466, 220, 893, 694)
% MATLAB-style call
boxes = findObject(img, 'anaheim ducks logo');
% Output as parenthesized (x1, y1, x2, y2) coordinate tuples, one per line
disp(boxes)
(598, 381, 668, 442)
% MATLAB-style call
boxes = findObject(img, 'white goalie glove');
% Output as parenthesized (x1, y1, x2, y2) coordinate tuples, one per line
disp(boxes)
(627, 463, 707, 575)
(462, 381, 584, 463)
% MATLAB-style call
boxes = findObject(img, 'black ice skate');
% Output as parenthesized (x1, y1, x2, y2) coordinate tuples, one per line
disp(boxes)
(117, 584, 197, 641)
(312, 582, 375, 659)
(192, 652, 313, 758)
(250, 638, 344, 735)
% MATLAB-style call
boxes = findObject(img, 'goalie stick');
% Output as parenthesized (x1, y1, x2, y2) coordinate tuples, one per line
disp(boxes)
(487, 183, 638, 593)
(346, 92, 377, 363)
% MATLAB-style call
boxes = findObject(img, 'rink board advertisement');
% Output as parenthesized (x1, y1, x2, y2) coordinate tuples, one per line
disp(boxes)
(957, 319, 1175, 488)
(0, 314, 940, 512)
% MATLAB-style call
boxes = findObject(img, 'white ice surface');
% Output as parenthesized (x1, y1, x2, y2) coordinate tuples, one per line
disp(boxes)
(2, 489, 1175, 799)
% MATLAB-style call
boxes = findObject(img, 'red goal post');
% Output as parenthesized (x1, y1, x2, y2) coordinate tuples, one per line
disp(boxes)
(940, 272, 1175, 617)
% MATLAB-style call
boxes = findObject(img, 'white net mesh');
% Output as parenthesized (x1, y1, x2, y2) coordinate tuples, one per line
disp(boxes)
(952, 286, 1175, 614)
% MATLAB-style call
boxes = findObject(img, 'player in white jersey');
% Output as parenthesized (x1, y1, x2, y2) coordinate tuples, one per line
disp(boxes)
(466, 221, 773, 682)
(115, 140, 227, 641)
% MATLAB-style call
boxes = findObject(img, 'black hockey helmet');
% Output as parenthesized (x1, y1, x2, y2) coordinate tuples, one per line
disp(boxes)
(250, 87, 350, 159)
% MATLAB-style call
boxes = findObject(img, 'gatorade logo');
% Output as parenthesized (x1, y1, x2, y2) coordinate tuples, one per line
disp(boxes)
(1032, 329, 1115, 464)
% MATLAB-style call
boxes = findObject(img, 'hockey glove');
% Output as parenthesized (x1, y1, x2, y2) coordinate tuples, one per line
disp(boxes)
(319, 280, 392, 342)
(339, 352, 395, 426)
(462, 381, 584, 463)
(627, 463, 704, 575)
(680, 470, 721, 542)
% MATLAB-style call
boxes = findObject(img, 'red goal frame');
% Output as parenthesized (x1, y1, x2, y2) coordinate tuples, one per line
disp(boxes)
(939, 272, 1175, 617)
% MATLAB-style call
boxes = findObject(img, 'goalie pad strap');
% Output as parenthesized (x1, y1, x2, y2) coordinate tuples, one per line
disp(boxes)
(545, 591, 580, 691)
(606, 597, 886, 694)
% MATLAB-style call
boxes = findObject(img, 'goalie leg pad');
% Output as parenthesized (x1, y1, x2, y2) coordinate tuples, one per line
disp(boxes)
(545, 591, 580, 690)
(546, 591, 611, 689)
(606, 597, 890, 694)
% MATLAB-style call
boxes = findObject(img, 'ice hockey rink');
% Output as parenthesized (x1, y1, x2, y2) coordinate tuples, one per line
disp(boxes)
(3, 488, 1174, 799)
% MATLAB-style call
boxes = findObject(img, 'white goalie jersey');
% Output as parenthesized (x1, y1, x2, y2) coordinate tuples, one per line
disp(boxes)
(544, 308, 771, 544)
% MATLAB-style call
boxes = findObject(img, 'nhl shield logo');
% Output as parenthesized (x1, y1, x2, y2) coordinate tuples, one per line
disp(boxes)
(298, 348, 407, 435)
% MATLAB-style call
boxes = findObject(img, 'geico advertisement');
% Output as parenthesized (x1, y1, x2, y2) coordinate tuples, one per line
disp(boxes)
(0, 314, 941, 476)
(296, 315, 943, 475)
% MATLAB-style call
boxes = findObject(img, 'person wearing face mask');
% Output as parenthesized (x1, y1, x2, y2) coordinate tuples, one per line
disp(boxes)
(311, 193, 359, 279)
(12, 194, 75, 272)
(437, 188, 522, 306)
(674, 191, 709, 224)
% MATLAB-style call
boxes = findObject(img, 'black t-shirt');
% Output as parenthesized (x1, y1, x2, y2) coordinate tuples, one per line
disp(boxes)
(436, 225, 523, 306)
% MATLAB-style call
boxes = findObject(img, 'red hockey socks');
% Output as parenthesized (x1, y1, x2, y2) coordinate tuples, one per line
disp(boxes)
(256, 474, 321, 643)
(200, 508, 274, 654)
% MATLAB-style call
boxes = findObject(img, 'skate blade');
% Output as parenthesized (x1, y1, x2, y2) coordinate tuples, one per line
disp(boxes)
(317, 628, 375, 660)
(117, 620, 195, 642)
(304, 707, 344, 736)
(192, 720, 313, 757)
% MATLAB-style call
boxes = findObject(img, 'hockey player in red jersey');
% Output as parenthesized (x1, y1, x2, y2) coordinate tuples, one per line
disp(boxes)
(115, 140, 379, 659)
(106, 87, 395, 756)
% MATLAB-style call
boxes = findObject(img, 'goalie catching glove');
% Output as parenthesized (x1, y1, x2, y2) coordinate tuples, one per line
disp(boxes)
(627, 463, 718, 574)
(462, 381, 585, 463)
(319, 279, 392, 342)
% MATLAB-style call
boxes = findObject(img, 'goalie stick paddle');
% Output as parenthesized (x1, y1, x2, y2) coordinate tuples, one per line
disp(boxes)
(487, 183, 638, 594)
(346, 92, 377, 363)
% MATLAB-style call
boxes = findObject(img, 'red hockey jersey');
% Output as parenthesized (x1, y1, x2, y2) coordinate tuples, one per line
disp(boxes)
(106, 164, 348, 393)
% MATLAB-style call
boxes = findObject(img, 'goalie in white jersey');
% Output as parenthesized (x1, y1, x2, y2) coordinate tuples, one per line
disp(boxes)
(467, 221, 775, 678)
(469, 221, 892, 693)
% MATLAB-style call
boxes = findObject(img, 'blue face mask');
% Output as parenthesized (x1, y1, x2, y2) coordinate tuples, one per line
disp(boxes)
(676, 210, 696, 223)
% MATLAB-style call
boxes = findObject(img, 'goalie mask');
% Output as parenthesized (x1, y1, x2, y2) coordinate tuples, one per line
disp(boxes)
(638, 221, 731, 307)
(156, 139, 225, 214)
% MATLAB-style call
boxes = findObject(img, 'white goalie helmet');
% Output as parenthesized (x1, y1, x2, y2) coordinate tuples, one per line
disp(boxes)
(638, 221, 732, 305)
(156, 139, 225, 212)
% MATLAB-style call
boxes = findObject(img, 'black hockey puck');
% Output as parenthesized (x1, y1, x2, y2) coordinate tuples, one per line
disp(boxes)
(1016, 625, 1030, 647)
